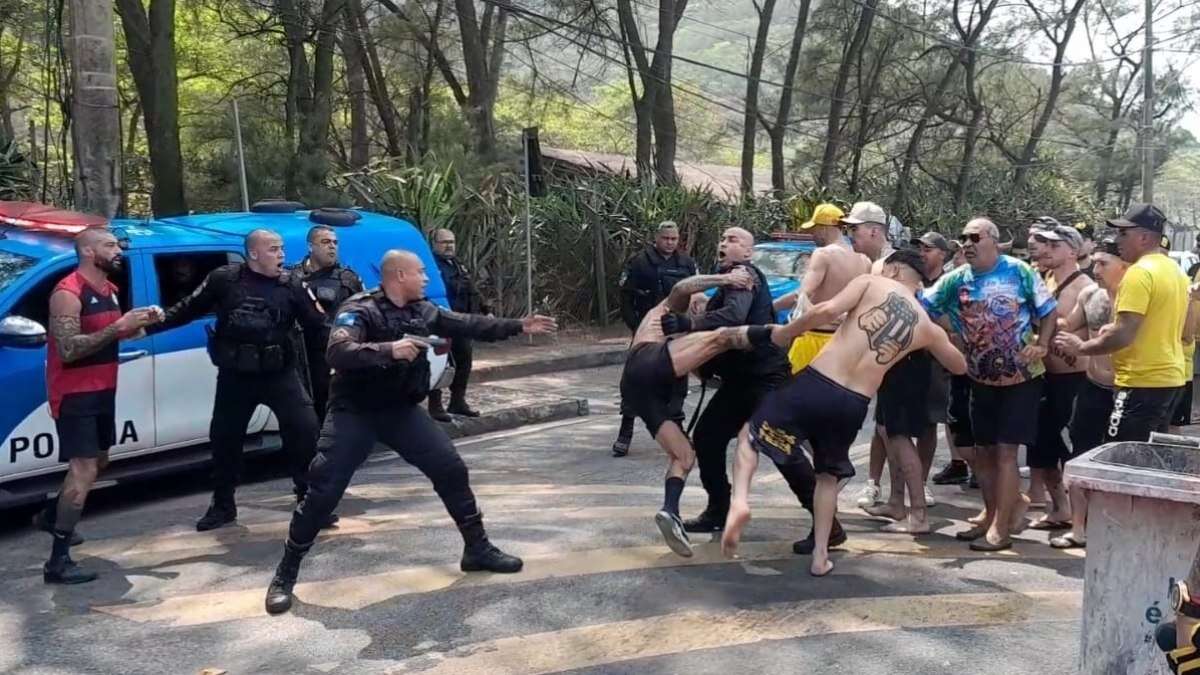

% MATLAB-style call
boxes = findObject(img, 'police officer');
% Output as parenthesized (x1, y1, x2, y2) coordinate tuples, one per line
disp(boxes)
(613, 221, 697, 456)
(663, 228, 832, 554)
(292, 225, 364, 423)
(149, 229, 330, 532)
(263, 250, 557, 615)
(428, 228, 490, 421)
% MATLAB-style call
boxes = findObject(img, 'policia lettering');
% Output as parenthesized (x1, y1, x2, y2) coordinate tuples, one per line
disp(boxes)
(9, 421, 138, 463)
(149, 262, 328, 532)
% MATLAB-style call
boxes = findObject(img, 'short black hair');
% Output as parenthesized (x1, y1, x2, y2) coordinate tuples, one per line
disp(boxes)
(307, 225, 335, 244)
(885, 248, 927, 284)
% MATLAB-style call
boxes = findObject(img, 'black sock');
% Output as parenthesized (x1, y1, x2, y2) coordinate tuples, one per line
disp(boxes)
(951, 459, 967, 467)
(54, 496, 82, 532)
(49, 529, 73, 561)
(40, 494, 59, 526)
(663, 477, 686, 516)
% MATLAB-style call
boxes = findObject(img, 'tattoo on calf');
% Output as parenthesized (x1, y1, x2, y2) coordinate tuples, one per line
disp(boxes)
(857, 292, 917, 364)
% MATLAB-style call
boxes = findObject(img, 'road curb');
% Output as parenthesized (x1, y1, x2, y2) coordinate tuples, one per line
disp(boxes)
(443, 398, 591, 439)
(472, 348, 627, 383)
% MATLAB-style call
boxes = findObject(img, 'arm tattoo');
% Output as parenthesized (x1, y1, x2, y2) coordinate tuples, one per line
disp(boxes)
(667, 274, 734, 311)
(50, 314, 122, 363)
(857, 292, 917, 364)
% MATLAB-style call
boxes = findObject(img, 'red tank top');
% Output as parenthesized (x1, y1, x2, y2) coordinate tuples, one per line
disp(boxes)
(46, 271, 121, 418)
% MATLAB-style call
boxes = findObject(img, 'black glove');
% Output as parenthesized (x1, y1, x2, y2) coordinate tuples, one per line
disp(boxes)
(661, 312, 693, 335)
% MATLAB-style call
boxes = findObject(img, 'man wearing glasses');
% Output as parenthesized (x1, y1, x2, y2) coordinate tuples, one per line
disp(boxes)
(922, 218, 1057, 551)
(1055, 203, 1189, 443)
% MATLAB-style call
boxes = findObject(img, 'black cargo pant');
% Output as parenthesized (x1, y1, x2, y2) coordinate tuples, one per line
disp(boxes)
(305, 349, 333, 425)
(289, 403, 479, 547)
(693, 377, 818, 516)
(209, 368, 319, 501)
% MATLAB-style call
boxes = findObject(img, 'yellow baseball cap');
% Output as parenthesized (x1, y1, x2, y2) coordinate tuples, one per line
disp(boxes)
(799, 203, 845, 230)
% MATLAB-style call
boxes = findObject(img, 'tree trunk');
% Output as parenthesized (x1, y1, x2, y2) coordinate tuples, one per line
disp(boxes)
(650, 0, 687, 186)
(767, 0, 811, 197)
(847, 34, 893, 195)
(291, 0, 344, 198)
(116, 0, 187, 216)
(740, 0, 776, 196)
(891, 57, 959, 213)
(818, 0, 877, 189)
(68, 0, 122, 217)
(616, 1, 655, 183)
(0, 25, 24, 141)
(454, 0, 502, 159)
(341, 20, 369, 169)
(348, 0, 402, 157)
(1013, 0, 1086, 190)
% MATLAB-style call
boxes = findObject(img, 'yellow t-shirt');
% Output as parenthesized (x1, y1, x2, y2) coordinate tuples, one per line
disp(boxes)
(1112, 253, 1189, 388)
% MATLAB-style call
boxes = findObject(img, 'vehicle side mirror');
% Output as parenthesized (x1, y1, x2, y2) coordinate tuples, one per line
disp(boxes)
(0, 315, 48, 348)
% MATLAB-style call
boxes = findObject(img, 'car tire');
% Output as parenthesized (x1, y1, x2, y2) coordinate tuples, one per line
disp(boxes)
(308, 208, 361, 227)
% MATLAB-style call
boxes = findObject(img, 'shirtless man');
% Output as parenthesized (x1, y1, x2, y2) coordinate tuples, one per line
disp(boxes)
(1048, 238, 1126, 549)
(1027, 224, 1095, 530)
(774, 203, 871, 374)
(618, 266, 771, 557)
(721, 250, 968, 575)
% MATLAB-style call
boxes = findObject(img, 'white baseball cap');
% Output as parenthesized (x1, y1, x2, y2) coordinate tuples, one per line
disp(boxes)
(840, 201, 888, 227)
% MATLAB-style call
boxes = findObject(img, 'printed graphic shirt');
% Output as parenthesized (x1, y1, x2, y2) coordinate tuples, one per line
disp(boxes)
(922, 255, 1057, 386)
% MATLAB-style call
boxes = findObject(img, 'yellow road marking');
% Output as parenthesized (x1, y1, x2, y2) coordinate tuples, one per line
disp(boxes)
(383, 591, 1081, 675)
(93, 538, 1081, 627)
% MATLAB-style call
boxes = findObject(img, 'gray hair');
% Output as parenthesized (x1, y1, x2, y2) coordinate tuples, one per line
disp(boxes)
(966, 217, 999, 240)
(657, 221, 679, 232)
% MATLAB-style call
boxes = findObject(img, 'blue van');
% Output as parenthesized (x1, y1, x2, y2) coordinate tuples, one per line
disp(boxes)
(0, 203, 449, 508)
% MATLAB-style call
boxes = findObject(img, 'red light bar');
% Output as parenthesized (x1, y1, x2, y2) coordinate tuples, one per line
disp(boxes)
(0, 201, 109, 236)
(768, 232, 815, 241)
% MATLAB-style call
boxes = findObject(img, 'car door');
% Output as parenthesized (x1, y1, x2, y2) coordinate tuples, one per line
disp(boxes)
(145, 248, 271, 448)
(1, 254, 156, 480)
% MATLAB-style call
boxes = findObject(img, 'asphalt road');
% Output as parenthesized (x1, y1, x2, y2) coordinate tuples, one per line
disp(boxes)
(0, 365, 1085, 674)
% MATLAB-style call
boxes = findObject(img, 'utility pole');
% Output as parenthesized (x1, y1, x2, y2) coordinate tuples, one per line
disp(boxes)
(1142, 0, 1154, 203)
(68, 0, 122, 217)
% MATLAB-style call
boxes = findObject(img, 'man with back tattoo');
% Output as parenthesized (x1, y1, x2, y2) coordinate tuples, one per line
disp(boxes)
(719, 250, 967, 576)
(37, 229, 161, 583)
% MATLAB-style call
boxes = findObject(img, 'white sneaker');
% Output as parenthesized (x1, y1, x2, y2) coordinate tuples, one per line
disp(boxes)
(855, 480, 881, 507)
(924, 485, 937, 507)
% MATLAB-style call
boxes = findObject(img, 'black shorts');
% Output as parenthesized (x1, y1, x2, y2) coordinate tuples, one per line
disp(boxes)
(927, 360, 951, 425)
(1027, 371, 1086, 469)
(1069, 379, 1114, 457)
(874, 350, 931, 439)
(1171, 382, 1194, 427)
(1105, 386, 1179, 443)
(948, 374, 974, 447)
(970, 377, 1043, 447)
(55, 413, 116, 462)
(619, 341, 687, 436)
(748, 367, 870, 480)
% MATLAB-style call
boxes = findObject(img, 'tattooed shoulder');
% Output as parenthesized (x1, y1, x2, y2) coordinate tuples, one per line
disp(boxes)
(857, 291, 918, 364)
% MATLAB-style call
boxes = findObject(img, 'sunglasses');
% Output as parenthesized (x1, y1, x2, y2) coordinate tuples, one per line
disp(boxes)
(957, 233, 983, 243)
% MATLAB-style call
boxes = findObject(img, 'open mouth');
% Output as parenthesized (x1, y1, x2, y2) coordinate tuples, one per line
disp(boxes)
(717, 250, 727, 260)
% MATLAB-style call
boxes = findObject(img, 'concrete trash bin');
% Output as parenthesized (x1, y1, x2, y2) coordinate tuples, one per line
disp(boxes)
(1065, 434, 1200, 675)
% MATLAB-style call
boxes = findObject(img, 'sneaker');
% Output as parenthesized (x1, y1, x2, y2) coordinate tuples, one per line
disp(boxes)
(44, 558, 98, 585)
(196, 500, 237, 532)
(792, 521, 848, 555)
(682, 509, 726, 534)
(855, 480, 881, 507)
(461, 543, 524, 573)
(931, 461, 969, 485)
(923, 485, 937, 507)
(611, 439, 630, 458)
(654, 510, 693, 557)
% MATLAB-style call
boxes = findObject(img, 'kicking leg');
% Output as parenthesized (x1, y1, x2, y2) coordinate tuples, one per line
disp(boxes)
(721, 426, 760, 558)
(654, 421, 696, 557)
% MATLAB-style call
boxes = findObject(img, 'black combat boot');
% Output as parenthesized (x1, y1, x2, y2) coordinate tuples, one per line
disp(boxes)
(33, 498, 83, 545)
(427, 391, 452, 422)
(43, 530, 97, 585)
(683, 503, 728, 534)
(611, 415, 635, 457)
(447, 393, 480, 417)
(265, 539, 311, 615)
(458, 512, 523, 573)
(792, 518, 848, 555)
(196, 491, 238, 532)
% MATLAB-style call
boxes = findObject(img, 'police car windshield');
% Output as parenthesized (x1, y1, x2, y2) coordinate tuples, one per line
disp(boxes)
(0, 250, 37, 294)
(752, 248, 807, 279)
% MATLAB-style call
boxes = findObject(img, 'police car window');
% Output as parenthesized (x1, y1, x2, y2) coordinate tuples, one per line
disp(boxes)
(9, 264, 132, 328)
(154, 252, 240, 308)
(0, 250, 38, 294)
(751, 249, 808, 278)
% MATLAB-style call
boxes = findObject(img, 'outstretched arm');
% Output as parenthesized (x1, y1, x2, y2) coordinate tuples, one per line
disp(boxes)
(665, 270, 751, 313)
(771, 275, 870, 349)
(925, 322, 968, 375)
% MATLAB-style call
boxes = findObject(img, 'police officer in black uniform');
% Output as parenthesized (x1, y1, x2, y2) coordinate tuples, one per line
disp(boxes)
(149, 229, 330, 532)
(263, 249, 557, 615)
(613, 221, 697, 456)
(428, 228, 491, 421)
(291, 225, 364, 423)
(661, 228, 833, 554)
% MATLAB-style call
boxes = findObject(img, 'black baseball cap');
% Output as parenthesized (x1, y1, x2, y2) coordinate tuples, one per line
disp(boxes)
(1096, 237, 1120, 257)
(1106, 203, 1168, 233)
(885, 248, 928, 284)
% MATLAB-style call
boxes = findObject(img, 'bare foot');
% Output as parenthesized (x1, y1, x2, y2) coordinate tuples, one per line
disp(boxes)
(882, 509, 931, 534)
(1010, 493, 1030, 534)
(968, 508, 988, 525)
(721, 502, 751, 558)
(810, 556, 834, 577)
(863, 503, 907, 521)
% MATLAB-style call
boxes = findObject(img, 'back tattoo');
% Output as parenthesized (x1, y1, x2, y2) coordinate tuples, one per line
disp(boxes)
(858, 292, 918, 364)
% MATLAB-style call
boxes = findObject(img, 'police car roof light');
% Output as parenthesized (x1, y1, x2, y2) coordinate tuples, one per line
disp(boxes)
(309, 208, 361, 227)
(768, 232, 815, 242)
(0, 201, 109, 236)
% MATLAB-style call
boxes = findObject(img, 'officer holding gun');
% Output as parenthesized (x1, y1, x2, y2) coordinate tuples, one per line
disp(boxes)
(263, 249, 556, 615)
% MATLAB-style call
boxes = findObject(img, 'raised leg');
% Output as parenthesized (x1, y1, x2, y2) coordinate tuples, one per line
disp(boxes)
(721, 427, 759, 557)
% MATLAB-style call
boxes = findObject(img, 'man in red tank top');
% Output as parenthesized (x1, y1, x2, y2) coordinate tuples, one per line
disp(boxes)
(37, 228, 159, 584)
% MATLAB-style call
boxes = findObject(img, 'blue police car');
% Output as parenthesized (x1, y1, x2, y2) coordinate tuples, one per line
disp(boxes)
(0, 201, 449, 508)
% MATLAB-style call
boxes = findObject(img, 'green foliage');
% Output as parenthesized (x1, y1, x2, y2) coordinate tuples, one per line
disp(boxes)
(0, 134, 30, 202)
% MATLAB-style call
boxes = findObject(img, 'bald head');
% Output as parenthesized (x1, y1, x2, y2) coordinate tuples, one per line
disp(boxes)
(381, 249, 428, 302)
(244, 228, 285, 277)
(74, 228, 123, 274)
(965, 218, 999, 240)
(717, 227, 754, 267)
(74, 228, 114, 255)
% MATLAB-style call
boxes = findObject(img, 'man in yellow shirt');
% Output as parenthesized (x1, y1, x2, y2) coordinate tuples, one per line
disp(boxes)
(1055, 203, 1188, 442)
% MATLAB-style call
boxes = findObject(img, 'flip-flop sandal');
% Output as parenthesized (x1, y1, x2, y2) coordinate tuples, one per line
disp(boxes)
(810, 560, 835, 577)
(1030, 519, 1072, 531)
(955, 525, 988, 541)
(1050, 533, 1086, 549)
(969, 538, 1012, 552)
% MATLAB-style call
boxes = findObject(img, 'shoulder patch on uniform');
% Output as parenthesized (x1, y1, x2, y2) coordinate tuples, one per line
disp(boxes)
(334, 312, 359, 326)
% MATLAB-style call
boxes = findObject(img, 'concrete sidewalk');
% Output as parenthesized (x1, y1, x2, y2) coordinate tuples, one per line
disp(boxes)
(440, 325, 629, 438)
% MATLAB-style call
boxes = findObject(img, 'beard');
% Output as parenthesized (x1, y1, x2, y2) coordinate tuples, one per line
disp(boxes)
(96, 255, 123, 274)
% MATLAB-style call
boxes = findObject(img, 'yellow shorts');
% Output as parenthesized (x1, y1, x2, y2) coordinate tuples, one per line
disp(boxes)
(787, 330, 835, 374)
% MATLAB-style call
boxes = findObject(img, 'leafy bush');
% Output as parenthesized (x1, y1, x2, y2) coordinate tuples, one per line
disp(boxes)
(0, 135, 31, 202)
